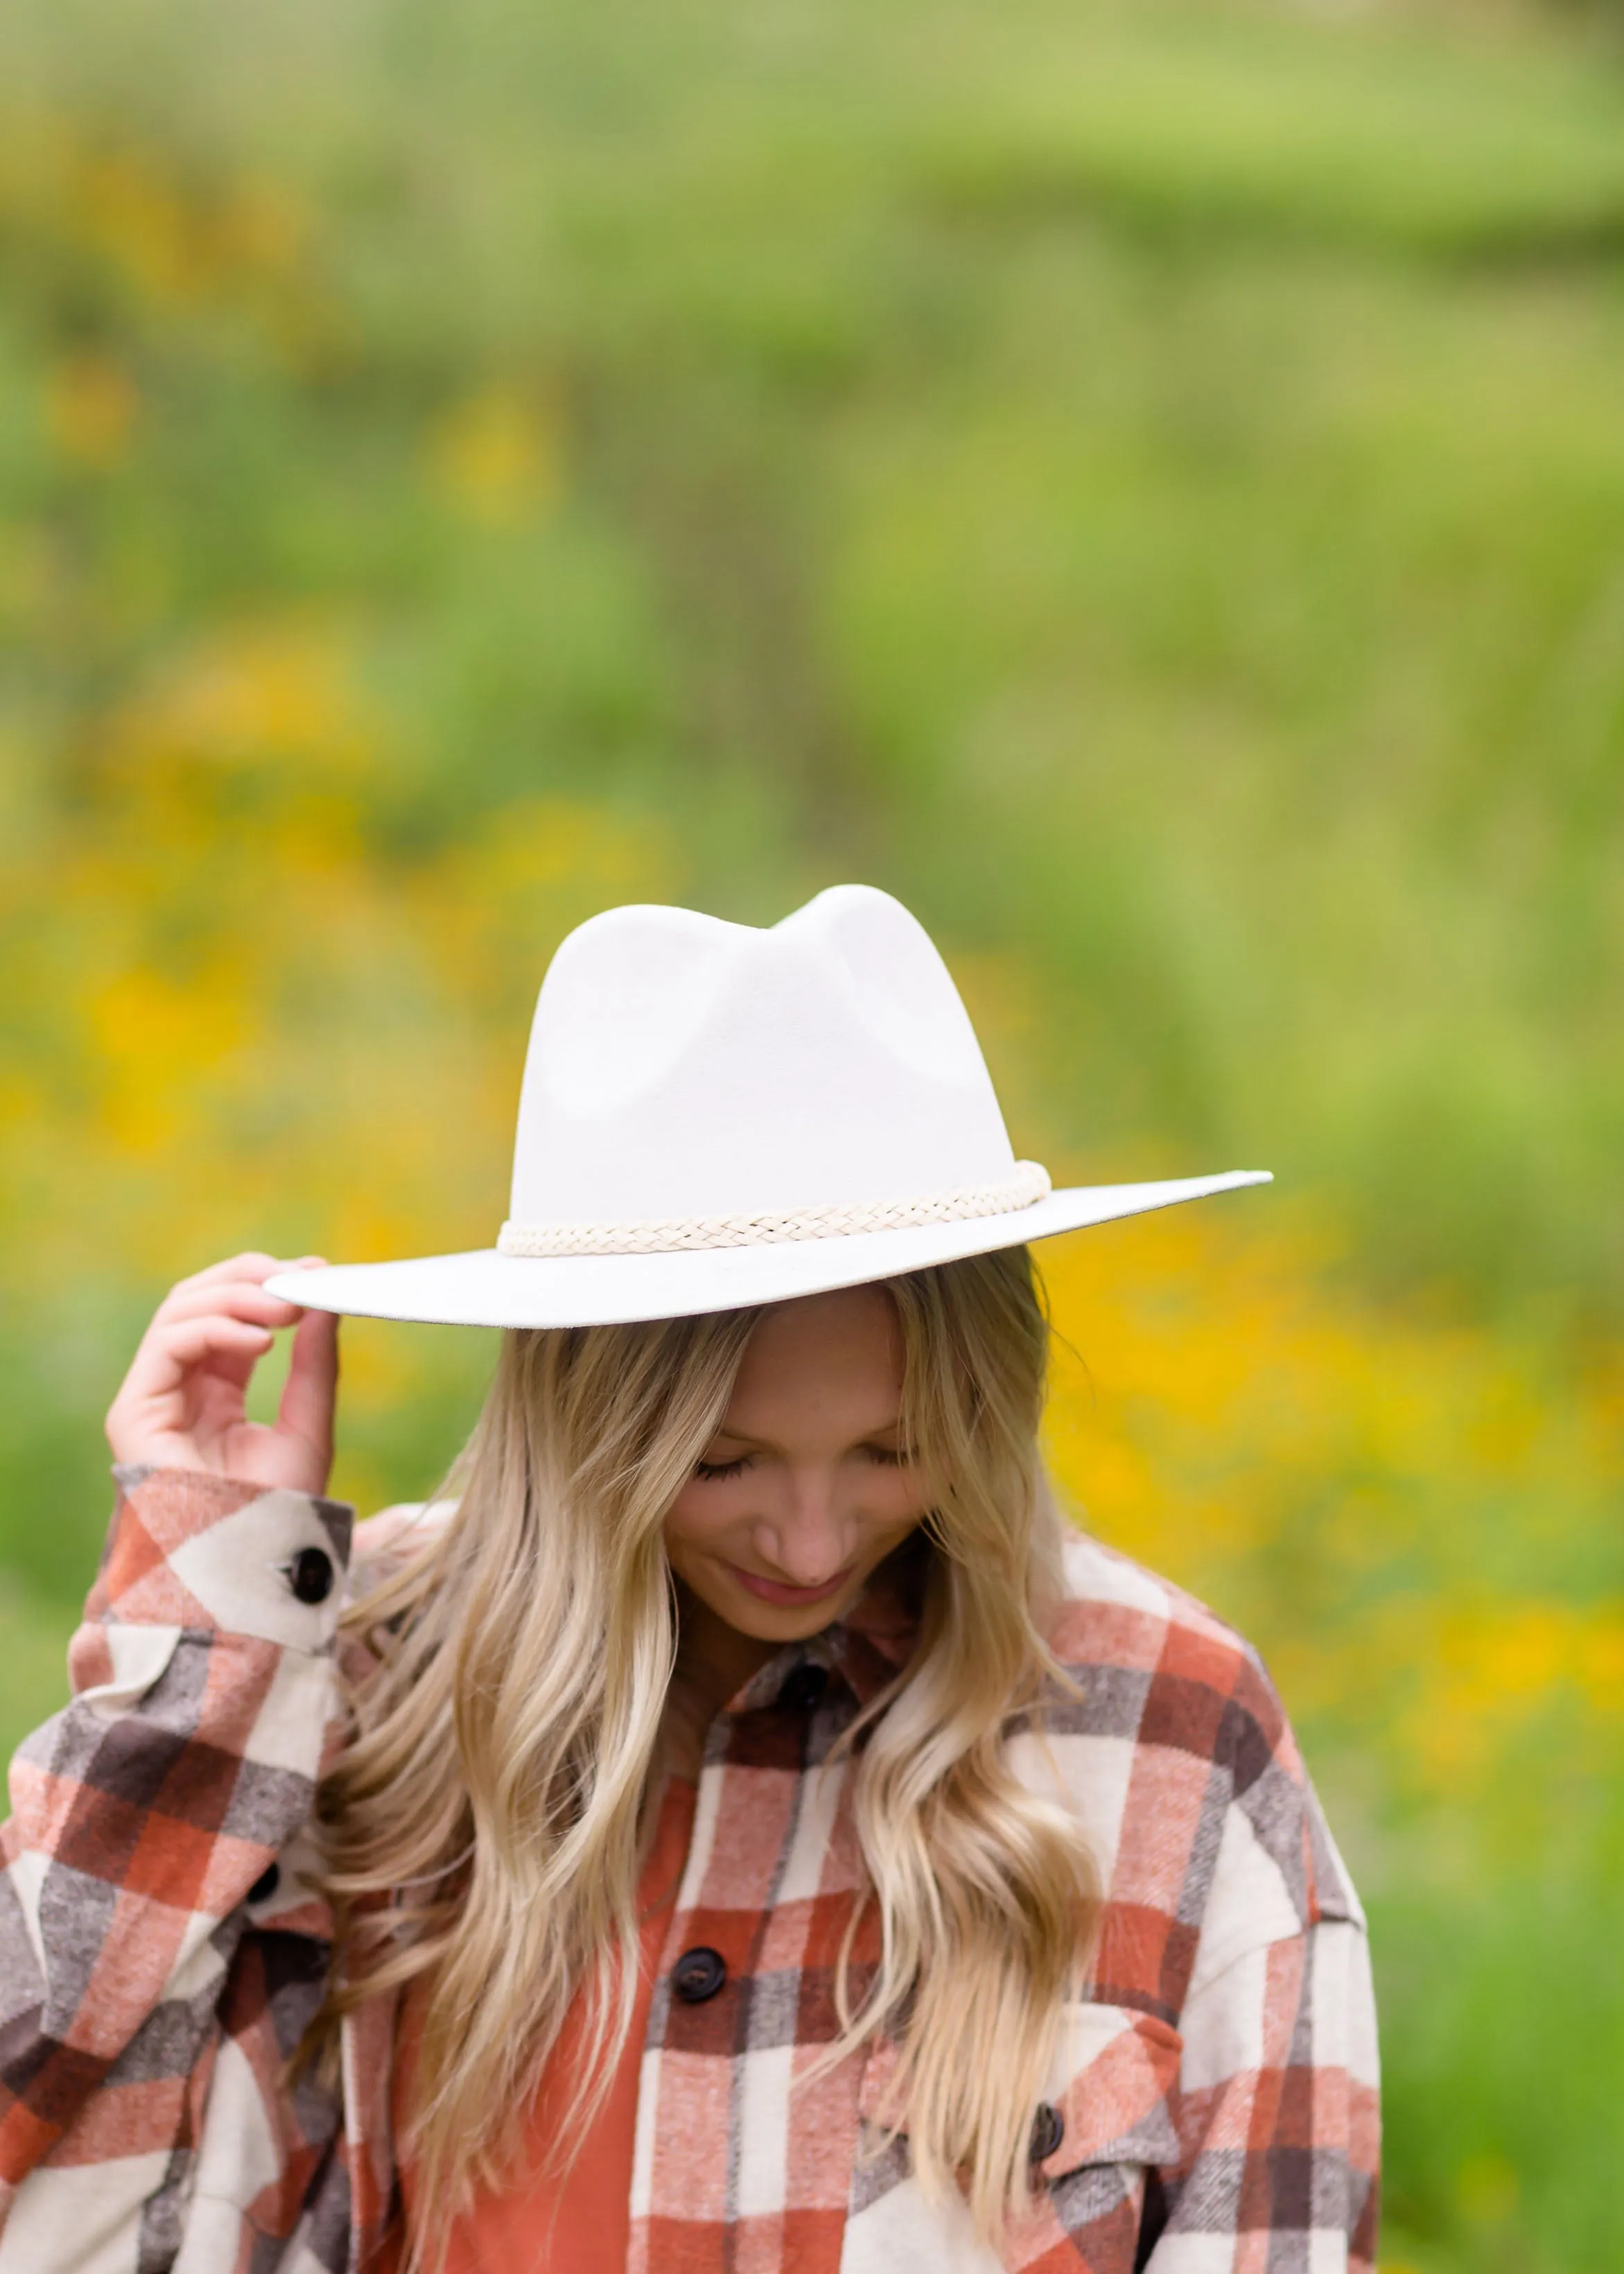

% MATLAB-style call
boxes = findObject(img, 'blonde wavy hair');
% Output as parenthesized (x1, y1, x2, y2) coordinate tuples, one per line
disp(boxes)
(310, 1246, 1097, 2255)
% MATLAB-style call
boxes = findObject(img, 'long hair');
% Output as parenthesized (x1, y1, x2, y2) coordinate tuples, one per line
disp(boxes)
(308, 1247, 1097, 2255)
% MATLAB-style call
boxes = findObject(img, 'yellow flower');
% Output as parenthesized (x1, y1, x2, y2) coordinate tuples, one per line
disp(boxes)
(45, 355, 138, 466)
(104, 625, 374, 774)
(428, 385, 562, 525)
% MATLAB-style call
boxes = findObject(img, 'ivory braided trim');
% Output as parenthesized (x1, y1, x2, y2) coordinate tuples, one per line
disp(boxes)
(497, 1161, 1052, 1258)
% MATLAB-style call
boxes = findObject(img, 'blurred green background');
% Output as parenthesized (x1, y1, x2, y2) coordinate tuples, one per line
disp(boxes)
(1, 0, 1621, 2265)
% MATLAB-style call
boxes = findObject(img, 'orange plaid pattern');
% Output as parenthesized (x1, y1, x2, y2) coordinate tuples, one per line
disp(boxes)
(0, 1467, 1378, 2272)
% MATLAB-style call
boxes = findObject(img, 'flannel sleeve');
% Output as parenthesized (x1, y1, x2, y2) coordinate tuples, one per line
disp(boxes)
(0, 1463, 352, 2243)
(1147, 1885, 1381, 2270)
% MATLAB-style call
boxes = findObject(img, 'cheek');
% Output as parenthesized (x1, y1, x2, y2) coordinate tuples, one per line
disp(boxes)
(860, 1469, 932, 1539)
(662, 1490, 751, 1615)
(663, 1484, 733, 1559)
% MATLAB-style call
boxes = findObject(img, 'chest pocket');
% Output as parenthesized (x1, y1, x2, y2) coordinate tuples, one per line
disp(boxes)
(857, 2000, 1182, 2177)
(1029, 2003, 1182, 2178)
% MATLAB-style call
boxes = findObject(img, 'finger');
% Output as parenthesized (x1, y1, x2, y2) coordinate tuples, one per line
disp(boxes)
(156, 1281, 311, 1333)
(137, 1316, 276, 1388)
(279, 1308, 338, 1453)
(161, 1315, 276, 1366)
(168, 1252, 286, 1297)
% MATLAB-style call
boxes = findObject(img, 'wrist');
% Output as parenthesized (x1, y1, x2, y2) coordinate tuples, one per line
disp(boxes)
(105, 1441, 333, 1498)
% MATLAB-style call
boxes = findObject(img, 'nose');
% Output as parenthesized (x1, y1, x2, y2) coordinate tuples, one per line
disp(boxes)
(757, 1468, 853, 1588)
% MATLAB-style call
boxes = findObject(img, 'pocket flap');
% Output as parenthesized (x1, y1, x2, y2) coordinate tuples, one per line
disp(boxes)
(857, 2002, 1182, 2177)
(1038, 2002, 1182, 2174)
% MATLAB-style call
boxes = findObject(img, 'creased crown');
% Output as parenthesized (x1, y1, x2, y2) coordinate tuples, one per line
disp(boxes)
(506, 885, 1022, 1232)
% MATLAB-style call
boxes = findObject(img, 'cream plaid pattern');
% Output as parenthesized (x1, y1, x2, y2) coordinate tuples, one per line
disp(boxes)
(0, 1467, 1378, 2272)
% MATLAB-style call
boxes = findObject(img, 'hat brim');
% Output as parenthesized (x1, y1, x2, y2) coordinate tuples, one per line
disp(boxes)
(263, 1171, 1270, 1329)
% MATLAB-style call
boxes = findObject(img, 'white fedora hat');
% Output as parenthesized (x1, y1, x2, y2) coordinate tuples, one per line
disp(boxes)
(266, 885, 1268, 1329)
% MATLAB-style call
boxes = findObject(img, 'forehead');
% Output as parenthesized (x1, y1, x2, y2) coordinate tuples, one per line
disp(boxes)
(720, 1285, 903, 1429)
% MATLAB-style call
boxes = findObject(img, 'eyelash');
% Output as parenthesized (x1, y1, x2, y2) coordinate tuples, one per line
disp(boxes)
(692, 1446, 909, 1482)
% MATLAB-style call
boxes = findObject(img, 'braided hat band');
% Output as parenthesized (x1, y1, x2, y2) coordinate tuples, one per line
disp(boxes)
(497, 1161, 1053, 1258)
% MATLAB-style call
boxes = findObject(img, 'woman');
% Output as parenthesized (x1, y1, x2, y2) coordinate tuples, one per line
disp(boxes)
(0, 885, 1378, 2273)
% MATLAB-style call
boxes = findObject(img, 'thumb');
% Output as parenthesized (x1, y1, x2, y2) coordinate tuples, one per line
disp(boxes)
(279, 1304, 339, 1464)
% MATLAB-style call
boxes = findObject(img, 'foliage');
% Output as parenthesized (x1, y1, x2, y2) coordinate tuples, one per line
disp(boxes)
(1043, 1212, 1624, 2270)
(1, 2, 1621, 2267)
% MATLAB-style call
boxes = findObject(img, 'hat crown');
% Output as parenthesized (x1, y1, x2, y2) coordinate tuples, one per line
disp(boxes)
(509, 885, 1018, 1229)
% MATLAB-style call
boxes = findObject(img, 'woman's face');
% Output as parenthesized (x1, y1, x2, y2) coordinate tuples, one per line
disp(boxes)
(663, 1283, 930, 1645)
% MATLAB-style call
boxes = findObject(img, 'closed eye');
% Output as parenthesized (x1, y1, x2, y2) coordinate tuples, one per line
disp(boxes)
(694, 1454, 753, 1481)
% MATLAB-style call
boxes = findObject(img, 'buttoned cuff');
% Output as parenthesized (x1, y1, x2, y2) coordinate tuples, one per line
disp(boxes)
(101, 1462, 355, 1654)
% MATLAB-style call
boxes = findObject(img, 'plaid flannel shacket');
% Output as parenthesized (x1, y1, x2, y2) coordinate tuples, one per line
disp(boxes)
(0, 1466, 1379, 2273)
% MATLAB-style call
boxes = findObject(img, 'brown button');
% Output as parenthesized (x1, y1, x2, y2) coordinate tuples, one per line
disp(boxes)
(1029, 2101, 1063, 2162)
(673, 1946, 727, 2004)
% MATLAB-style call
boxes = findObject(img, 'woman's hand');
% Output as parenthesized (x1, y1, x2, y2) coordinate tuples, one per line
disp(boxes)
(105, 1254, 340, 1497)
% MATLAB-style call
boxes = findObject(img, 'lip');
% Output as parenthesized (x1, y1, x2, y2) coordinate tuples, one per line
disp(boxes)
(727, 1561, 857, 1608)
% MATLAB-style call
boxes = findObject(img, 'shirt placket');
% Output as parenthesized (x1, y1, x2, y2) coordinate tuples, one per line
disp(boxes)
(629, 1644, 867, 2274)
